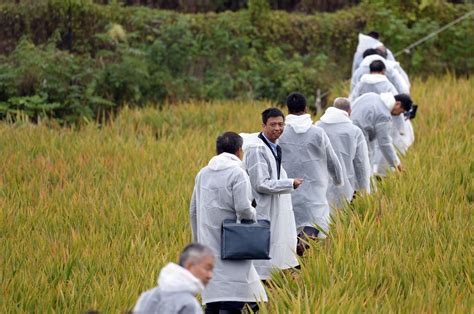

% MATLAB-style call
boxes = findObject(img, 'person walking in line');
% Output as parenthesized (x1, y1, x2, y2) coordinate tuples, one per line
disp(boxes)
(278, 93, 343, 255)
(190, 132, 267, 313)
(243, 108, 303, 279)
(133, 243, 215, 314)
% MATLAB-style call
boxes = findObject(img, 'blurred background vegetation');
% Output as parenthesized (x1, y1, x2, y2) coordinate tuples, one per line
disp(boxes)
(0, 0, 472, 123)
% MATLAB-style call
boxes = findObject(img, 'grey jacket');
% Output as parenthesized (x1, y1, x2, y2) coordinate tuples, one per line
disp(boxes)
(134, 263, 203, 314)
(351, 93, 400, 168)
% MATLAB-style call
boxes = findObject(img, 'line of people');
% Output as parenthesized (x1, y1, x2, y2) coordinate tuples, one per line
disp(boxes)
(133, 31, 416, 314)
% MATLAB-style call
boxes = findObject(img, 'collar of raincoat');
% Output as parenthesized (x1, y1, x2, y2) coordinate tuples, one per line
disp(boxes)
(360, 73, 389, 84)
(380, 92, 396, 112)
(285, 114, 313, 133)
(239, 132, 266, 151)
(360, 54, 386, 67)
(356, 33, 383, 54)
(319, 107, 352, 124)
(208, 152, 242, 171)
(157, 263, 204, 295)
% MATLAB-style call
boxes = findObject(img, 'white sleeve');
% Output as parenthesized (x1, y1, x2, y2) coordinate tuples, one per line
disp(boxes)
(353, 131, 371, 192)
(323, 131, 344, 186)
(245, 146, 294, 194)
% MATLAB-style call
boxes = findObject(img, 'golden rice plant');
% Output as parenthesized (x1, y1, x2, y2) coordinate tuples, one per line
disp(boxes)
(0, 76, 472, 313)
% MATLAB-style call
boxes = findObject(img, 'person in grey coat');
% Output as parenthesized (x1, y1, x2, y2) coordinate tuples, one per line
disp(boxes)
(315, 98, 371, 209)
(278, 93, 343, 255)
(133, 243, 214, 314)
(190, 132, 267, 313)
(351, 92, 413, 173)
(350, 60, 398, 102)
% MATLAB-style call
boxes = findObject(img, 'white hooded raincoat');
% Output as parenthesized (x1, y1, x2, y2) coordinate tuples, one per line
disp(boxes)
(133, 263, 204, 314)
(351, 93, 401, 170)
(241, 133, 299, 280)
(278, 114, 344, 236)
(315, 108, 371, 209)
(190, 153, 267, 304)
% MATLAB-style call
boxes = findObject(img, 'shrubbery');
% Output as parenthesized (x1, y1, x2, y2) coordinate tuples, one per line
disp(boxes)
(0, 0, 471, 123)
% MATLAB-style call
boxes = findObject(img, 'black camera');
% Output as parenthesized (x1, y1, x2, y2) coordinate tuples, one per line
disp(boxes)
(404, 104, 418, 120)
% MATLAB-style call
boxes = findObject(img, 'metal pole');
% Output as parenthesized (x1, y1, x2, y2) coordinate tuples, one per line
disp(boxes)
(315, 88, 322, 114)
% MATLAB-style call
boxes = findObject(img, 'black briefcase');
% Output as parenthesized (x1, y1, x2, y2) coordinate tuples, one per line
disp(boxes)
(221, 219, 271, 260)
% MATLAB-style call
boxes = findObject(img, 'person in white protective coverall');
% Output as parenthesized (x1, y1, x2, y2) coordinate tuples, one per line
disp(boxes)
(278, 93, 343, 256)
(190, 132, 267, 313)
(242, 108, 303, 280)
(350, 60, 398, 102)
(134, 243, 214, 314)
(351, 92, 413, 174)
(315, 98, 371, 210)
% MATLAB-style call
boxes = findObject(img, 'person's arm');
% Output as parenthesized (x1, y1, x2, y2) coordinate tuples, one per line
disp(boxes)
(233, 171, 257, 221)
(322, 131, 344, 187)
(350, 69, 362, 92)
(189, 184, 198, 242)
(353, 131, 371, 193)
(245, 146, 294, 194)
(349, 82, 361, 102)
(352, 51, 362, 75)
(375, 121, 400, 168)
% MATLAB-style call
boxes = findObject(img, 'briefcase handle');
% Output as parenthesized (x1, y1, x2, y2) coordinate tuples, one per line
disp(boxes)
(236, 219, 257, 224)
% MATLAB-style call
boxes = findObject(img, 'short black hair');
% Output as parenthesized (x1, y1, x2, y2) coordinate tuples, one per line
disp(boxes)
(370, 60, 385, 73)
(362, 48, 384, 59)
(394, 94, 413, 112)
(261, 107, 284, 124)
(286, 92, 307, 114)
(367, 31, 380, 39)
(216, 131, 243, 155)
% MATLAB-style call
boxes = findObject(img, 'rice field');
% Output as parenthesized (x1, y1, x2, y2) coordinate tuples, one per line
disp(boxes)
(0, 75, 472, 313)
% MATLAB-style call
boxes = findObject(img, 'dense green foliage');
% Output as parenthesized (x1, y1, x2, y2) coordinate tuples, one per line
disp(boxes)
(1, 76, 472, 312)
(0, 0, 472, 122)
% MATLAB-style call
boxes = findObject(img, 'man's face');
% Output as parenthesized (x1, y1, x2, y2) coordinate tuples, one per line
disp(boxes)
(391, 101, 405, 116)
(262, 116, 285, 143)
(186, 256, 214, 286)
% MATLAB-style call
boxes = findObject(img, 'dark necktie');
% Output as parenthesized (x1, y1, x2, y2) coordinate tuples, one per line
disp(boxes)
(275, 144, 282, 179)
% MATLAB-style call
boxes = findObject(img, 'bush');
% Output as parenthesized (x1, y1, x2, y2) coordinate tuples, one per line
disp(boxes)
(0, 1, 471, 123)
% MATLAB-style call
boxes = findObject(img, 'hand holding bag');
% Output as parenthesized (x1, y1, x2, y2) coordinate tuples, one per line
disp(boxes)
(221, 219, 271, 260)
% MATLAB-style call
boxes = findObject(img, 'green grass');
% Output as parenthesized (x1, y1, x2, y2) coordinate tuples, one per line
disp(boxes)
(1, 76, 473, 313)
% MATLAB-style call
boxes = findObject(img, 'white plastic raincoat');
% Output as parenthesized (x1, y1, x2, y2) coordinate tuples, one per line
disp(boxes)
(133, 263, 204, 314)
(349, 73, 398, 102)
(190, 153, 267, 304)
(315, 108, 371, 209)
(351, 33, 396, 74)
(278, 114, 343, 236)
(351, 93, 401, 169)
(351, 55, 410, 94)
(241, 133, 299, 280)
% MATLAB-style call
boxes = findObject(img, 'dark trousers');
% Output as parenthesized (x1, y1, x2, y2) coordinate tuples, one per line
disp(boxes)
(296, 226, 320, 256)
(205, 301, 259, 314)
